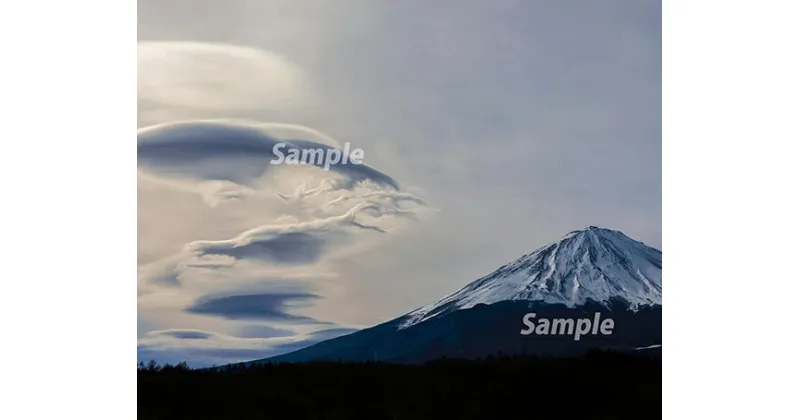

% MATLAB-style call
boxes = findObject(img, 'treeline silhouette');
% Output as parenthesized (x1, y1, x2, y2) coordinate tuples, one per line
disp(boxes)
(138, 350, 661, 420)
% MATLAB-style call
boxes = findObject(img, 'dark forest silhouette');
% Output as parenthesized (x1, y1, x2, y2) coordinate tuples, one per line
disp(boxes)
(138, 349, 661, 419)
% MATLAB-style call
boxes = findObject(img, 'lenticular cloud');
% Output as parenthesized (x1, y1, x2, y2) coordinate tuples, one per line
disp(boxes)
(137, 42, 433, 365)
(137, 119, 401, 205)
(138, 41, 308, 114)
(137, 118, 431, 291)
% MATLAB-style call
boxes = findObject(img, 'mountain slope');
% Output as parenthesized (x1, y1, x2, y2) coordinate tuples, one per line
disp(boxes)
(247, 226, 662, 365)
(400, 225, 661, 328)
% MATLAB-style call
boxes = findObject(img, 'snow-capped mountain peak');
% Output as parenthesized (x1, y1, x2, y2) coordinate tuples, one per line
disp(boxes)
(399, 226, 661, 329)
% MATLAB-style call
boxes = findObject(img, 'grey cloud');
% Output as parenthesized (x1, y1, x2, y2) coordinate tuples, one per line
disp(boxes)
(138, 198, 412, 290)
(138, 255, 183, 287)
(186, 202, 388, 264)
(308, 327, 360, 339)
(137, 120, 400, 190)
(235, 325, 296, 339)
(157, 329, 215, 340)
(185, 291, 324, 322)
(287, 139, 399, 189)
(194, 231, 326, 265)
(137, 326, 361, 368)
(150, 268, 180, 287)
(262, 330, 360, 354)
(135, 186, 418, 293)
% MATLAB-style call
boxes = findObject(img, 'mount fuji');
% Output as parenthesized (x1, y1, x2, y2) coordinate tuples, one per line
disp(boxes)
(247, 226, 662, 365)
(400, 225, 661, 328)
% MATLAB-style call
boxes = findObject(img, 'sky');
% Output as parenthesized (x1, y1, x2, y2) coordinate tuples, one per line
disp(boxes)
(137, 0, 661, 367)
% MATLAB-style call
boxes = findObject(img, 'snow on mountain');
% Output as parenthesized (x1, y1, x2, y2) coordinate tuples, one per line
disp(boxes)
(399, 226, 661, 329)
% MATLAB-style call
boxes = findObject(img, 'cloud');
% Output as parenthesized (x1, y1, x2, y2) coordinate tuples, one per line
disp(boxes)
(157, 329, 216, 340)
(137, 120, 400, 204)
(185, 202, 392, 266)
(234, 325, 296, 339)
(138, 41, 309, 125)
(135, 38, 431, 368)
(138, 254, 183, 288)
(136, 0, 660, 369)
(307, 327, 360, 339)
(325, 191, 427, 208)
(136, 113, 428, 276)
(184, 291, 324, 323)
(191, 231, 327, 265)
(138, 326, 362, 368)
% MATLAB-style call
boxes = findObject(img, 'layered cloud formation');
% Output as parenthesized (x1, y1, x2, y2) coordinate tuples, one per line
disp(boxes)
(137, 42, 430, 366)
(138, 0, 662, 365)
